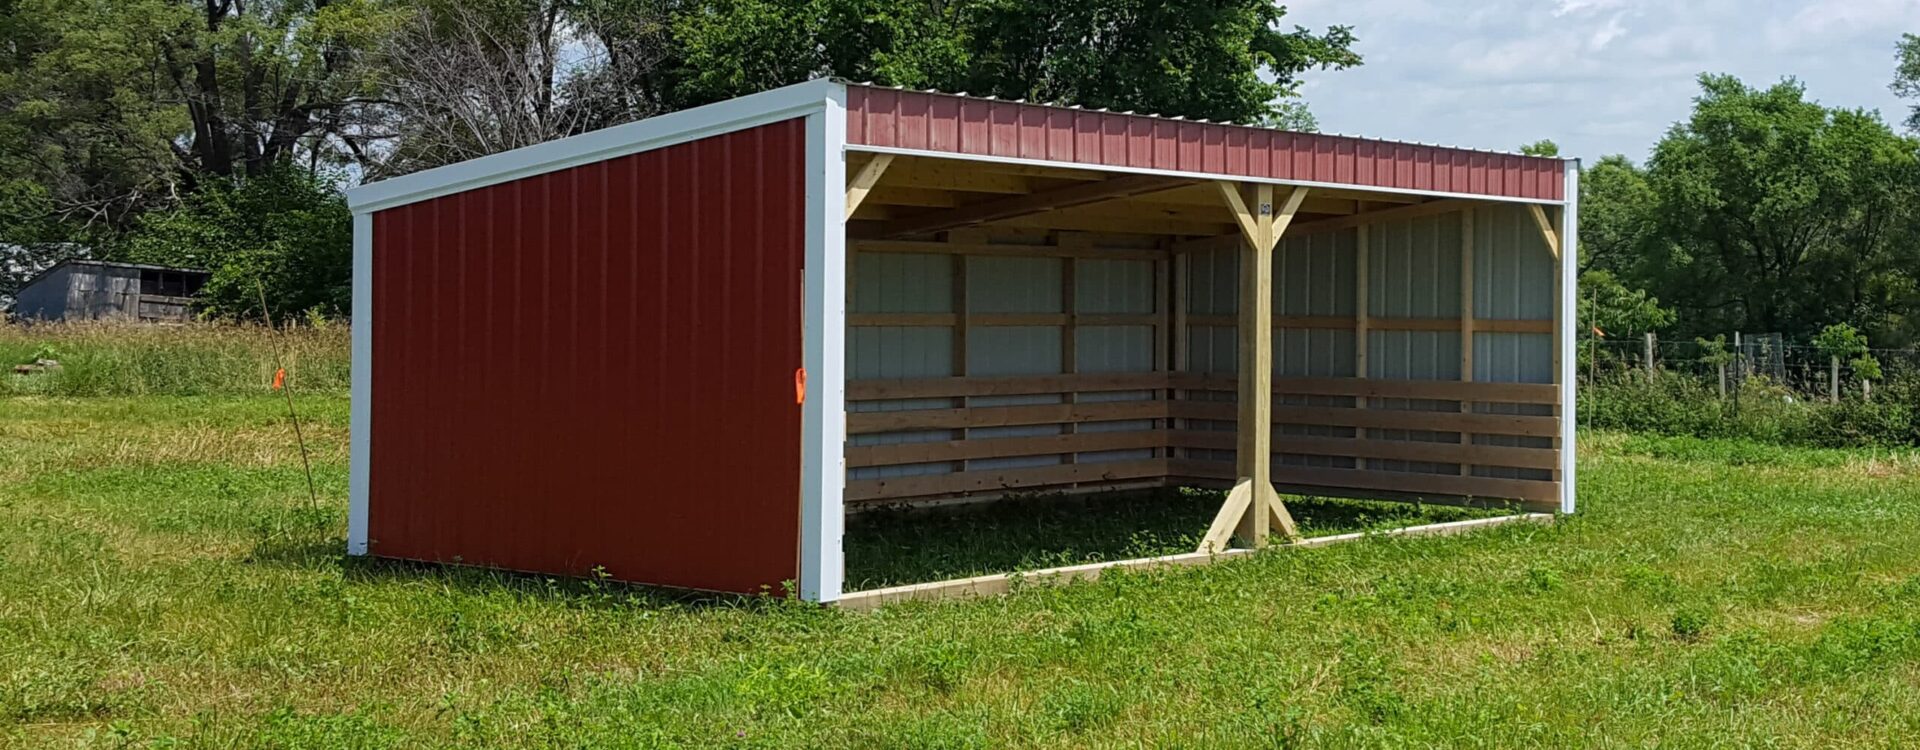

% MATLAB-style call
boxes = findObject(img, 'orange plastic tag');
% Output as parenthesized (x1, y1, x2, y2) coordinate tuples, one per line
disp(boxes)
(795, 367, 807, 405)
(272, 368, 287, 390)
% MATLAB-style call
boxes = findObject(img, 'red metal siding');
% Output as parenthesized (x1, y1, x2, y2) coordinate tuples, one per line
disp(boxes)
(845, 85, 1565, 201)
(368, 119, 807, 594)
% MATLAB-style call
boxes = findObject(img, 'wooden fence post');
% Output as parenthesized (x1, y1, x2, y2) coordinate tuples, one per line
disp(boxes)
(1643, 332, 1656, 377)
(1830, 356, 1840, 404)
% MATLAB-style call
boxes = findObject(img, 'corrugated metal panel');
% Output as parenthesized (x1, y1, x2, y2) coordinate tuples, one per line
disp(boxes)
(849, 326, 953, 379)
(368, 119, 805, 594)
(853, 252, 951, 313)
(1075, 259, 1154, 314)
(1077, 326, 1153, 373)
(1369, 212, 1461, 320)
(847, 85, 1566, 201)
(968, 327, 1062, 376)
(1473, 204, 1556, 385)
(968, 256, 1063, 313)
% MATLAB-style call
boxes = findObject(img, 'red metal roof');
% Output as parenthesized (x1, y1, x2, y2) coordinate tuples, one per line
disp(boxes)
(844, 84, 1564, 202)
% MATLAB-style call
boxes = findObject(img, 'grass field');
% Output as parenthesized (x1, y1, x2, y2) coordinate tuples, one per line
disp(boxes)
(6, 393, 1920, 748)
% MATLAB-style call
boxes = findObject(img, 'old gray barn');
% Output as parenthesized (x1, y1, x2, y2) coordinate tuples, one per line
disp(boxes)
(11, 260, 208, 322)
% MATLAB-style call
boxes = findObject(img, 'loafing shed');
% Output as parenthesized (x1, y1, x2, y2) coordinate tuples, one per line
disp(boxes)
(345, 78, 1578, 606)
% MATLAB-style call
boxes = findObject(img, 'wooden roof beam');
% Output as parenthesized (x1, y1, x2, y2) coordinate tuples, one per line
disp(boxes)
(868, 173, 1195, 238)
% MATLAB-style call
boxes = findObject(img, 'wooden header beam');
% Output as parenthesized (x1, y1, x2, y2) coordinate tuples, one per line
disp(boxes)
(869, 173, 1193, 238)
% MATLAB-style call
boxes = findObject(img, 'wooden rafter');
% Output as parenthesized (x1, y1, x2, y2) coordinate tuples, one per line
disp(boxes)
(844, 153, 895, 220)
(870, 173, 1193, 238)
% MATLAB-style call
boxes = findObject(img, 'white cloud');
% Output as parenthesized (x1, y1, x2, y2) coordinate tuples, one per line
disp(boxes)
(1282, 0, 1914, 160)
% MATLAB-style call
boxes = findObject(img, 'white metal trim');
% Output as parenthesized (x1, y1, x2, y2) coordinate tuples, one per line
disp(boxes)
(347, 212, 373, 554)
(846, 144, 1568, 206)
(348, 78, 841, 214)
(798, 89, 850, 602)
(1559, 160, 1580, 514)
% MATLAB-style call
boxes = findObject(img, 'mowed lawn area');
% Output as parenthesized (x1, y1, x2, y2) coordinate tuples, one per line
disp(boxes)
(5, 396, 1920, 748)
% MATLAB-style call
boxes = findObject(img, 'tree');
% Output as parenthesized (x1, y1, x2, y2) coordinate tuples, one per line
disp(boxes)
(1896, 33, 1919, 133)
(0, 0, 394, 272)
(373, 0, 674, 174)
(1637, 74, 1920, 340)
(666, 0, 1360, 124)
(1519, 139, 1559, 157)
(121, 167, 352, 319)
(1577, 155, 1658, 277)
(1579, 269, 1674, 339)
(1813, 322, 1881, 395)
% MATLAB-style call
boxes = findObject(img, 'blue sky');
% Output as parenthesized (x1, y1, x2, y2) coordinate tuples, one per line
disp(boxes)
(1283, 0, 1918, 163)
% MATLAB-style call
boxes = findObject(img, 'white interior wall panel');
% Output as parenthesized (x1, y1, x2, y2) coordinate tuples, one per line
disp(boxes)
(1470, 204, 1559, 480)
(848, 252, 959, 479)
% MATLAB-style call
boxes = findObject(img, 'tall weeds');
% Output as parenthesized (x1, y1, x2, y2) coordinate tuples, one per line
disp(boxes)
(0, 320, 350, 396)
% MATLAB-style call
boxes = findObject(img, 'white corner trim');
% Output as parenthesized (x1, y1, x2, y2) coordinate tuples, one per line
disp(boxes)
(348, 78, 843, 214)
(1559, 160, 1580, 514)
(347, 212, 373, 555)
(844, 144, 1568, 206)
(798, 89, 850, 603)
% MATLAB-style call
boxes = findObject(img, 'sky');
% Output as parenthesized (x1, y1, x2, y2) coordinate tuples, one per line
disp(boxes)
(1282, 0, 1918, 163)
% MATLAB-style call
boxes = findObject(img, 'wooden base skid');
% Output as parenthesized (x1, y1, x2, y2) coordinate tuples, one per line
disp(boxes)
(834, 513, 1554, 611)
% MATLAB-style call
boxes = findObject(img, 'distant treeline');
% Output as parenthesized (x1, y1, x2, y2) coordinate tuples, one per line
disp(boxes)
(1579, 35, 1920, 349)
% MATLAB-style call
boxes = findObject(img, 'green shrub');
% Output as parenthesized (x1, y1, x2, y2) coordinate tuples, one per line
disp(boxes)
(1581, 372, 1919, 449)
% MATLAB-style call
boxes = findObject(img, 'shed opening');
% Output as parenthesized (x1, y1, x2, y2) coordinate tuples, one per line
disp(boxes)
(835, 151, 1566, 606)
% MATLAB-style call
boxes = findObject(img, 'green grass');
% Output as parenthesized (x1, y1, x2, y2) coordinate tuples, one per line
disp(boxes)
(7, 396, 1920, 747)
(846, 489, 1501, 590)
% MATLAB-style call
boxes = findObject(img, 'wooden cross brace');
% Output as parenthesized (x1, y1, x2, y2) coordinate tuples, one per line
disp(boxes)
(1198, 182, 1308, 553)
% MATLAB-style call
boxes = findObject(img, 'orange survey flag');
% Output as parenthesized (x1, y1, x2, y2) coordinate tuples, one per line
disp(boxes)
(1592, 326, 1606, 338)
(795, 367, 806, 405)
(272, 368, 286, 390)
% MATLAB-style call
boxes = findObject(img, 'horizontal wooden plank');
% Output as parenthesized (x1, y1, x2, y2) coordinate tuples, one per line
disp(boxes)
(849, 372, 1167, 400)
(855, 239, 1166, 261)
(848, 429, 1167, 468)
(1171, 375, 1560, 405)
(1185, 315, 1550, 334)
(1167, 431, 1559, 470)
(848, 400, 1170, 433)
(1173, 402, 1560, 438)
(845, 459, 1170, 502)
(1167, 459, 1559, 502)
(1475, 318, 1555, 334)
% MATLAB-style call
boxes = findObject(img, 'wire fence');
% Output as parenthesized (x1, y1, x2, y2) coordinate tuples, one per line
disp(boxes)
(1580, 333, 1919, 402)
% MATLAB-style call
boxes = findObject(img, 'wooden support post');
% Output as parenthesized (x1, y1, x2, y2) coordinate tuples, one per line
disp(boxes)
(1172, 250, 1190, 462)
(1644, 332, 1656, 376)
(845, 153, 895, 220)
(1460, 208, 1475, 477)
(1354, 223, 1370, 472)
(1233, 182, 1276, 549)
(1060, 233, 1084, 469)
(948, 229, 980, 473)
(1831, 356, 1840, 404)
(1198, 182, 1306, 553)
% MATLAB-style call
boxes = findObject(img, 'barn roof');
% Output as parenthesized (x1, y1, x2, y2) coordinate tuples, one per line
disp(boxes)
(843, 83, 1566, 202)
